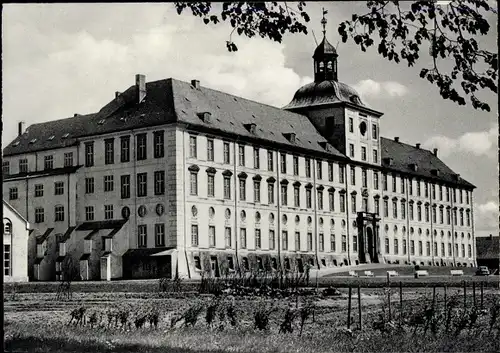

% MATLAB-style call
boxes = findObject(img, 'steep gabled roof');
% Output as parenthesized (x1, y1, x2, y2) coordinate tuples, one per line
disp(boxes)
(3, 200, 29, 228)
(380, 137, 475, 189)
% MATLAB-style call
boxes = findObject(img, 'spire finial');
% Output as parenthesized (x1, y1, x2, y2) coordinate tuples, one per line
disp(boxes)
(321, 8, 328, 37)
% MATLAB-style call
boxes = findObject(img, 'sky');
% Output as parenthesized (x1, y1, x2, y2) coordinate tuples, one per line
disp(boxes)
(2, 3, 498, 237)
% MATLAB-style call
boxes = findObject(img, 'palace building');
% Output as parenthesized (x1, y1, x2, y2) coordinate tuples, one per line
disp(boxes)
(2, 30, 476, 281)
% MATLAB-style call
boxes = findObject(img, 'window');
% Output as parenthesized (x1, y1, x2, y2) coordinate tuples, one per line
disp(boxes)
(392, 174, 397, 192)
(409, 203, 414, 220)
(328, 162, 333, 182)
(434, 242, 438, 256)
(351, 194, 357, 214)
(373, 172, 379, 190)
(85, 142, 94, 167)
(8, 188, 18, 200)
(104, 176, 114, 192)
(361, 147, 367, 161)
(350, 166, 356, 185)
(153, 131, 164, 158)
(208, 226, 216, 247)
(349, 144, 355, 158)
(254, 181, 261, 203)
(153, 171, 165, 195)
(305, 158, 311, 178)
(293, 156, 299, 176)
(439, 185, 443, 201)
(4, 245, 11, 276)
(281, 184, 288, 206)
(441, 243, 445, 257)
(446, 187, 450, 201)
(105, 138, 114, 164)
(372, 124, 378, 139)
(138, 225, 147, 248)
(339, 165, 345, 183)
(432, 184, 436, 199)
(280, 153, 286, 174)
(189, 135, 197, 158)
(417, 181, 421, 196)
(426, 241, 431, 256)
(318, 190, 324, 210)
(268, 183, 275, 204)
(269, 230, 275, 250)
(432, 207, 437, 223)
(319, 233, 324, 252)
(85, 206, 94, 221)
(207, 174, 215, 197)
(425, 182, 429, 198)
(460, 190, 463, 204)
(425, 205, 430, 222)
(62, 153, 73, 168)
(341, 235, 347, 252)
(466, 191, 470, 204)
(417, 205, 422, 221)
(136, 134, 147, 160)
(362, 169, 367, 187)
(330, 234, 336, 252)
(2, 161, 9, 175)
(207, 138, 214, 161)
(238, 145, 245, 166)
(239, 179, 246, 201)
(460, 209, 464, 226)
(392, 200, 398, 218)
(353, 235, 358, 252)
(255, 229, 261, 249)
(104, 205, 113, 220)
(418, 241, 423, 256)
(329, 191, 335, 211)
(85, 177, 95, 194)
(44, 155, 54, 170)
(267, 151, 274, 171)
(190, 172, 198, 196)
(382, 174, 387, 191)
(373, 149, 378, 163)
(409, 179, 413, 195)
(453, 209, 458, 225)
(53, 181, 64, 195)
(362, 197, 368, 212)
(340, 194, 346, 213)
(394, 239, 399, 255)
(225, 227, 232, 248)
(447, 209, 451, 224)
(385, 238, 390, 254)
(384, 200, 389, 217)
(306, 188, 312, 208)
(440, 208, 444, 224)
(282, 231, 288, 250)
(401, 178, 405, 194)
(191, 225, 199, 246)
(253, 147, 260, 169)
(317, 161, 323, 179)
(155, 224, 165, 247)
(224, 176, 231, 199)
(374, 198, 380, 215)
(401, 201, 406, 219)
(466, 211, 471, 226)
(223, 142, 230, 164)
(121, 175, 130, 199)
(19, 158, 28, 173)
(54, 205, 65, 221)
(137, 173, 147, 197)
(349, 117, 354, 132)
(307, 232, 313, 251)
(35, 207, 44, 223)
(468, 244, 472, 258)
(294, 185, 300, 207)
(403, 239, 407, 255)
(240, 228, 247, 249)
(116, 136, 130, 164)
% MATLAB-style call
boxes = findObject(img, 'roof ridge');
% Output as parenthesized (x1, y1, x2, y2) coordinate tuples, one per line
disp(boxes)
(381, 136, 434, 154)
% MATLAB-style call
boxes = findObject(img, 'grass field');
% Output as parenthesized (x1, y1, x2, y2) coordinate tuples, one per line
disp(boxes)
(4, 280, 500, 353)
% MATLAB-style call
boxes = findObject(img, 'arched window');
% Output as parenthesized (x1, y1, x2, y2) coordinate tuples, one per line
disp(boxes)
(327, 61, 333, 71)
(319, 61, 325, 72)
(4, 220, 12, 234)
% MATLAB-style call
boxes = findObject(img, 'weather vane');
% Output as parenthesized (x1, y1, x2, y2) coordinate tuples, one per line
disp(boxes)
(321, 8, 328, 37)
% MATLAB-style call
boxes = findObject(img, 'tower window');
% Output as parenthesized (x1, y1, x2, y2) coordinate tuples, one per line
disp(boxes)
(319, 61, 324, 72)
(327, 61, 332, 71)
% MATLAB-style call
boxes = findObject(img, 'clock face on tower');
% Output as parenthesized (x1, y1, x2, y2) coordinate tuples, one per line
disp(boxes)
(359, 121, 367, 136)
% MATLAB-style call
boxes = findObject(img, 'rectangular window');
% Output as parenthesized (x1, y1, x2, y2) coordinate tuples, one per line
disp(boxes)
(54, 181, 65, 195)
(372, 124, 378, 139)
(419, 241, 423, 256)
(268, 183, 274, 204)
(293, 156, 299, 176)
(466, 191, 470, 204)
(35, 207, 44, 223)
(373, 149, 378, 163)
(350, 166, 356, 185)
(318, 190, 324, 210)
(306, 188, 312, 208)
(253, 147, 260, 169)
(417, 180, 421, 196)
(209, 226, 216, 247)
(295, 232, 301, 251)
(63, 153, 73, 167)
(2, 161, 9, 175)
(349, 117, 354, 132)
(441, 243, 445, 257)
(417, 205, 422, 221)
(426, 241, 431, 256)
(294, 186, 300, 207)
(432, 184, 436, 199)
(401, 201, 406, 219)
(425, 182, 429, 198)
(154, 171, 165, 195)
(317, 161, 323, 179)
(349, 144, 355, 158)
(319, 233, 324, 252)
(224, 176, 231, 199)
(432, 207, 437, 223)
(104, 175, 114, 192)
(189, 135, 197, 158)
(8, 188, 18, 201)
(121, 175, 130, 199)
(136, 134, 147, 160)
(239, 179, 246, 201)
(362, 169, 367, 188)
(282, 231, 288, 250)
(55, 205, 65, 222)
(341, 235, 347, 252)
(330, 234, 336, 252)
(44, 155, 54, 170)
(411, 240, 415, 255)
(105, 138, 114, 164)
(440, 208, 444, 224)
(392, 174, 397, 192)
(339, 165, 345, 184)
(392, 200, 398, 218)
(225, 227, 232, 248)
(374, 198, 380, 215)
(305, 158, 311, 178)
(239, 145, 245, 166)
(207, 174, 215, 197)
(280, 153, 286, 174)
(255, 229, 261, 249)
(409, 179, 413, 195)
(403, 239, 407, 255)
(104, 205, 114, 220)
(361, 147, 367, 161)
(155, 224, 165, 247)
(353, 235, 358, 252)
(448, 243, 452, 257)
(281, 184, 288, 206)
(120, 136, 130, 163)
(153, 131, 164, 158)
(439, 185, 443, 201)
(384, 200, 389, 217)
(240, 228, 247, 249)
(254, 181, 261, 203)
(410, 203, 414, 220)
(85, 206, 94, 221)
(85, 177, 95, 194)
(4, 245, 11, 276)
(267, 151, 274, 171)
(434, 242, 438, 256)
(190, 172, 198, 196)
(385, 238, 390, 254)
(373, 172, 379, 190)
(383, 174, 388, 191)
(191, 225, 199, 246)
(329, 191, 335, 211)
(351, 194, 357, 214)
(85, 142, 94, 167)
(138, 225, 147, 248)
(340, 194, 346, 213)
(307, 232, 313, 251)
(362, 197, 368, 212)
(468, 244, 472, 258)
(269, 230, 275, 250)
(19, 158, 28, 173)
(223, 142, 230, 164)
(394, 239, 399, 255)
(137, 172, 147, 197)
(328, 162, 334, 182)
(207, 138, 214, 161)
(401, 178, 405, 194)
(446, 187, 450, 201)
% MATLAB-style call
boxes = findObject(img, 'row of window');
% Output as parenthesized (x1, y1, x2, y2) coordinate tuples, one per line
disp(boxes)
(2, 153, 75, 174)
(386, 238, 473, 258)
(348, 117, 378, 140)
(9, 182, 65, 200)
(4, 244, 11, 276)
(34, 206, 66, 223)
(84, 171, 165, 197)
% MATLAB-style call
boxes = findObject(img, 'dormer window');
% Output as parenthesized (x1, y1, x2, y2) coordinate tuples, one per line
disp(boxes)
(197, 112, 212, 123)
(283, 133, 296, 144)
(431, 169, 440, 176)
(409, 163, 418, 171)
(12, 141, 20, 147)
(29, 138, 37, 144)
(47, 135, 55, 141)
(62, 133, 70, 139)
(384, 157, 394, 166)
(98, 119, 105, 125)
(244, 123, 256, 134)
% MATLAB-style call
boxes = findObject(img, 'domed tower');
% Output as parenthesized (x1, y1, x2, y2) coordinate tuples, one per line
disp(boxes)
(283, 11, 383, 165)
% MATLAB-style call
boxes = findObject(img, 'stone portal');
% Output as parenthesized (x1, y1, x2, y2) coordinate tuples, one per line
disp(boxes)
(357, 212, 381, 264)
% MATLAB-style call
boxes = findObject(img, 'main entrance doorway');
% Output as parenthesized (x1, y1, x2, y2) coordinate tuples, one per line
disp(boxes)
(357, 212, 380, 264)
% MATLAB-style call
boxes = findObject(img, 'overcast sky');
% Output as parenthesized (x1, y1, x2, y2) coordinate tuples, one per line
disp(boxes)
(2, 3, 498, 236)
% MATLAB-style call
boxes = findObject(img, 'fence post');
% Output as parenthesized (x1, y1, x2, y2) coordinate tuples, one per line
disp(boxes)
(358, 284, 362, 331)
(444, 285, 447, 312)
(347, 286, 352, 330)
(399, 281, 403, 325)
(480, 281, 484, 309)
(463, 280, 467, 310)
(388, 286, 392, 322)
(472, 281, 476, 308)
(386, 272, 390, 286)
(432, 286, 436, 309)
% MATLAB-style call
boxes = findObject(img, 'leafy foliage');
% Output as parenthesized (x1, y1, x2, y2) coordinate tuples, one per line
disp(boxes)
(174, 1, 497, 111)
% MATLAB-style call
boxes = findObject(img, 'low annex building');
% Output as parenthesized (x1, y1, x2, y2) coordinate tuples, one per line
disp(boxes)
(2, 31, 476, 281)
(3, 200, 30, 282)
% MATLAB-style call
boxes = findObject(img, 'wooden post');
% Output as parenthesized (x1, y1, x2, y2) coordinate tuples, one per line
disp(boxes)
(399, 281, 403, 325)
(347, 286, 352, 329)
(386, 272, 390, 286)
(480, 281, 484, 309)
(432, 286, 436, 309)
(388, 286, 392, 322)
(444, 285, 447, 312)
(357, 285, 362, 330)
(463, 280, 467, 309)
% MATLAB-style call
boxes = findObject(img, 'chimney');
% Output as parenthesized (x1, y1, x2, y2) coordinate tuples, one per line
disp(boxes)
(115, 91, 121, 99)
(433, 148, 438, 156)
(191, 79, 200, 89)
(490, 234, 493, 240)
(394, 137, 400, 142)
(135, 74, 146, 103)
(18, 121, 26, 136)
(416, 143, 421, 149)
(73, 113, 79, 117)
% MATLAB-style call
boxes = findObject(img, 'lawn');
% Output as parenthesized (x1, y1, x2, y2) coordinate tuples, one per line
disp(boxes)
(4, 282, 500, 353)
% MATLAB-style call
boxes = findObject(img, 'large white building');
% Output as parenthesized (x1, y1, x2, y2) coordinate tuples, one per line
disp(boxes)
(2, 32, 476, 281)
